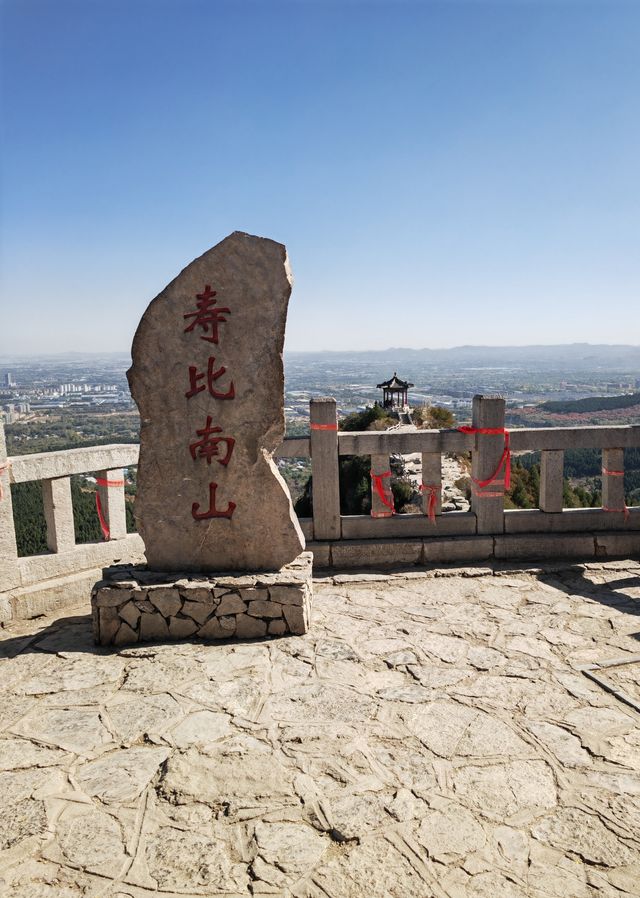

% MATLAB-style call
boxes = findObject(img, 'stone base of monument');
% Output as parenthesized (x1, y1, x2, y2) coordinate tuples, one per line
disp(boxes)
(91, 552, 313, 647)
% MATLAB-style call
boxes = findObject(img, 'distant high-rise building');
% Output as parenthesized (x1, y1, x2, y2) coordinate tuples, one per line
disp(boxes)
(4, 372, 14, 387)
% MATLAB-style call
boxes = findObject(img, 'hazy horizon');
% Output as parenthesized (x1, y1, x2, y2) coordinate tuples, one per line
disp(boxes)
(2, 340, 640, 362)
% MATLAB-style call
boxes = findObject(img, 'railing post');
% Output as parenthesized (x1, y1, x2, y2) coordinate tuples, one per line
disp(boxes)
(0, 420, 20, 592)
(310, 398, 341, 540)
(421, 451, 442, 517)
(96, 468, 127, 540)
(471, 394, 506, 534)
(370, 453, 393, 518)
(42, 477, 76, 553)
(602, 448, 625, 518)
(539, 450, 564, 512)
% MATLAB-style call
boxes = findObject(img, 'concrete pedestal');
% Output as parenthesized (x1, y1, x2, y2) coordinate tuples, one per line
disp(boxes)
(92, 551, 313, 647)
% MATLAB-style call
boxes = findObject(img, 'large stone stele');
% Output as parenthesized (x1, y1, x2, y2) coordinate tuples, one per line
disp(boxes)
(128, 231, 305, 571)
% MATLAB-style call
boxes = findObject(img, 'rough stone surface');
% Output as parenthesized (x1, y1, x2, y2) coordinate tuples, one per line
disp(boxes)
(417, 802, 486, 862)
(240, 587, 270, 603)
(235, 614, 267, 638)
(181, 599, 214, 624)
(91, 553, 313, 645)
(168, 615, 198, 639)
(147, 587, 182, 617)
(283, 602, 307, 635)
(3, 560, 640, 897)
(74, 747, 170, 803)
(118, 600, 140, 628)
(180, 585, 215, 602)
(54, 806, 127, 877)
(216, 593, 247, 616)
(98, 607, 119, 642)
(247, 599, 282, 618)
(269, 584, 305, 605)
(218, 614, 237, 634)
(113, 621, 137, 646)
(127, 231, 304, 571)
(197, 616, 227, 639)
(139, 613, 170, 642)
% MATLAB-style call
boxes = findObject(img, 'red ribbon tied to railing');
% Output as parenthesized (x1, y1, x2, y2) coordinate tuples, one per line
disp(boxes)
(95, 477, 125, 540)
(419, 483, 438, 523)
(602, 468, 630, 521)
(457, 426, 511, 494)
(370, 470, 395, 516)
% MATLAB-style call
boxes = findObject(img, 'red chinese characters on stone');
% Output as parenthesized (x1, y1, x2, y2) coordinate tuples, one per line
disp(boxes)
(192, 482, 236, 520)
(183, 285, 230, 344)
(189, 416, 235, 466)
(183, 287, 237, 520)
(185, 357, 235, 400)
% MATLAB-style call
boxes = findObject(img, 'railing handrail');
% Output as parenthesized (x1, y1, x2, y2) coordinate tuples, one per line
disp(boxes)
(7, 435, 313, 482)
(338, 424, 640, 455)
(8, 443, 141, 483)
(509, 425, 640, 451)
(7, 422, 640, 485)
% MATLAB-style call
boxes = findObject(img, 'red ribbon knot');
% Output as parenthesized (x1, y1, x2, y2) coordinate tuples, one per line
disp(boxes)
(458, 426, 511, 495)
(370, 470, 395, 515)
(419, 483, 439, 522)
(95, 477, 125, 540)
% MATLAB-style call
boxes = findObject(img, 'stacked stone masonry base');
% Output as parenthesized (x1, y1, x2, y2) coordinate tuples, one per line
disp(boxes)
(92, 551, 313, 647)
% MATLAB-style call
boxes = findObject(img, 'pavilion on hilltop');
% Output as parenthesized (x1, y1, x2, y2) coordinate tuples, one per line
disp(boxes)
(377, 372, 414, 409)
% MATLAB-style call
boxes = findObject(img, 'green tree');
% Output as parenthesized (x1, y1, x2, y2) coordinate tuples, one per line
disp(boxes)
(413, 405, 456, 429)
(11, 481, 47, 556)
(340, 405, 395, 431)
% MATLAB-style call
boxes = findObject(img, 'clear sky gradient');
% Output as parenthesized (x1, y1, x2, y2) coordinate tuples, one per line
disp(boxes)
(1, 0, 639, 355)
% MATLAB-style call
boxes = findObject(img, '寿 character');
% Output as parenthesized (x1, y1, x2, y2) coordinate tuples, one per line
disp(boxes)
(189, 416, 235, 466)
(192, 482, 236, 520)
(183, 285, 230, 344)
(185, 356, 235, 400)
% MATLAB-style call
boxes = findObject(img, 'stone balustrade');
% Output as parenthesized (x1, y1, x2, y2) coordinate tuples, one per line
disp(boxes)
(1, 395, 639, 623)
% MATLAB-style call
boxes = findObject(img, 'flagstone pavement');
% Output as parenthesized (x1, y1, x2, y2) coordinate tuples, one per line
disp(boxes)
(1, 560, 639, 897)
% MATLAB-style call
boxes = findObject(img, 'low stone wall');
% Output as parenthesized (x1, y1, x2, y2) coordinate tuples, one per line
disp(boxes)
(307, 530, 640, 567)
(91, 551, 313, 647)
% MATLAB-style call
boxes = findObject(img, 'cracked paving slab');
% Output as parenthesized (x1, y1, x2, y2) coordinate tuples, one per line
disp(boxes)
(0, 559, 639, 897)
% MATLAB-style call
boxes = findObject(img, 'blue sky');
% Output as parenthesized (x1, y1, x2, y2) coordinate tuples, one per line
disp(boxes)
(1, 0, 639, 354)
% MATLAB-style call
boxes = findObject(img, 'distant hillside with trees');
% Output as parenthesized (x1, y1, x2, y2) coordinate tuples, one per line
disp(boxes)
(540, 393, 640, 413)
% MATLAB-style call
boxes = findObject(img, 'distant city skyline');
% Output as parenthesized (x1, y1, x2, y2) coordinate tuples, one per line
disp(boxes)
(1, 0, 639, 355)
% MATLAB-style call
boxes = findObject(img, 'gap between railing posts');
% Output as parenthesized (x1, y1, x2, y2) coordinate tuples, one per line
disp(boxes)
(309, 398, 341, 540)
